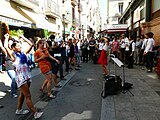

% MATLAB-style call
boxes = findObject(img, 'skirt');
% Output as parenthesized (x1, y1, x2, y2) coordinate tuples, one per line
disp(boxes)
(98, 49, 108, 65)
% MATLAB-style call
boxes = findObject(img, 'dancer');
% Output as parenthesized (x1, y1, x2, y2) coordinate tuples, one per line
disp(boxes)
(4, 33, 43, 119)
(98, 38, 109, 76)
(34, 39, 60, 98)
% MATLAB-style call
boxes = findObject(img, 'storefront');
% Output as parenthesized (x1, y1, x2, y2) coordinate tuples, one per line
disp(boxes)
(105, 24, 128, 39)
(119, 0, 160, 45)
(141, 0, 160, 45)
(0, 1, 32, 39)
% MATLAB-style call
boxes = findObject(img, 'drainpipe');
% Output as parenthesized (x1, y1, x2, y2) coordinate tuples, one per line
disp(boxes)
(145, 0, 151, 22)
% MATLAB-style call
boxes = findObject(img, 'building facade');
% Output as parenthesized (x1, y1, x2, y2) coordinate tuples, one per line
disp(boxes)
(81, 0, 101, 39)
(102, 0, 131, 38)
(0, 0, 101, 40)
(119, 0, 160, 45)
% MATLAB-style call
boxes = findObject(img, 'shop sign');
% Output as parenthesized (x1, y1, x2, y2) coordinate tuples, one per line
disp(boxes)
(0, 16, 31, 28)
(107, 24, 128, 29)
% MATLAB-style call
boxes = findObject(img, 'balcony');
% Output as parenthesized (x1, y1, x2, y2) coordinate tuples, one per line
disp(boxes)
(63, 13, 72, 23)
(78, 3, 82, 12)
(45, 0, 60, 18)
(71, 0, 78, 6)
(11, 0, 39, 9)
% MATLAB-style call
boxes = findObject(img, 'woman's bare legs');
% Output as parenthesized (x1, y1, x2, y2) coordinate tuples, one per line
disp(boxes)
(41, 79, 47, 90)
(17, 83, 36, 113)
(101, 65, 108, 75)
(45, 73, 52, 96)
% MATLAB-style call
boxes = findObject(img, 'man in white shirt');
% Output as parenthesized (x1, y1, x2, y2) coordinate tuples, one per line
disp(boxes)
(120, 34, 128, 63)
(144, 32, 155, 72)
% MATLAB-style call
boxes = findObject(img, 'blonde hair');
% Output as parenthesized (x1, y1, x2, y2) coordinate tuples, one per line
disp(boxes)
(35, 38, 45, 49)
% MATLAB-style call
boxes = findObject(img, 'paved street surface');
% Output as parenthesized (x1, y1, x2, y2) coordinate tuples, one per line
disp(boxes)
(0, 62, 160, 120)
(40, 62, 102, 120)
(101, 64, 160, 120)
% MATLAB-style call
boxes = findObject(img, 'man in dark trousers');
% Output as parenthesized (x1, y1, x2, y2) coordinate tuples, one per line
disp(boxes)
(128, 36, 135, 68)
(81, 38, 89, 63)
(89, 37, 96, 62)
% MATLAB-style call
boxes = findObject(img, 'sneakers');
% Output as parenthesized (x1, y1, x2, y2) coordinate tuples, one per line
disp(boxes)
(147, 69, 152, 72)
(16, 109, 43, 119)
(75, 67, 80, 70)
(55, 85, 62, 88)
(12, 94, 18, 98)
(34, 112, 43, 119)
(48, 94, 56, 99)
(16, 109, 29, 115)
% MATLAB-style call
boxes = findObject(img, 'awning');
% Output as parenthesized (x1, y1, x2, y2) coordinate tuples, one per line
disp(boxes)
(107, 29, 126, 32)
(20, 8, 56, 32)
(0, 2, 32, 27)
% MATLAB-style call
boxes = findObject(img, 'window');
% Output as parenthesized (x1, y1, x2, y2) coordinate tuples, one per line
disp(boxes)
(118, 2, 123, 14)
(152, 0, 160, 13)
(152, 0, 160, 19)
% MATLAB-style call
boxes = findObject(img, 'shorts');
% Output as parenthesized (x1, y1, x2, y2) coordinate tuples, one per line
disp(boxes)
(44, 70, 52, 75)
(18, 79, 32, 88)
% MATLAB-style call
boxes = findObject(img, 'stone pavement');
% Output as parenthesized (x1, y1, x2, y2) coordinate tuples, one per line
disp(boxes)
(0, 67, 77, 120)
(0, 63, 160, 120)
(101, 64, 160, 120)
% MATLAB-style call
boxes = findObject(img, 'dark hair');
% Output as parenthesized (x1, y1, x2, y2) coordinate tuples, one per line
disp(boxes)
(129, 35, 134, 40)
(49, 35, 55, 40)
(47, 41, 52, 47)
(11, 38, 18, 42)
(148, 32, 154, 38)
(11, 42, 18, 49)
(145, 32, 150, 38)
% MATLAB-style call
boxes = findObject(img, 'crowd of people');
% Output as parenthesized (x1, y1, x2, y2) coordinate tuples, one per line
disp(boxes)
(0, 30, 157, 118)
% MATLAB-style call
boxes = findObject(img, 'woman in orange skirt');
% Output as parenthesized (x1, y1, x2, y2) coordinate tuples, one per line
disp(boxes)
(98, 38, 109, 76)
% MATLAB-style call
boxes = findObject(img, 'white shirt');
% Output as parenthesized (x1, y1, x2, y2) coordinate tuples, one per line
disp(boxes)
(121, 37, 129, 50)
(98, 42, 104, 50)
(135, 40, 142, 49)
(103, 44, 108, 51)
(141, 38, 148, 49)
(125, 38, 129, 51)
(120, 39, 126, 48)
(130, 40, 135, 52)
(144, 38, 155, 53)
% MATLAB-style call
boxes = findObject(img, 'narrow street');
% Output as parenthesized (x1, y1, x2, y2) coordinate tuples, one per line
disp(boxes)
(40, 62, 103, 120)
(1, 61, 160, 120)
(0, 62, 104, 120)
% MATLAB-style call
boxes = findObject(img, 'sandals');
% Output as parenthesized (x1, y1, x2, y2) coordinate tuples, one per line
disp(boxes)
(48, 94, 56, 99)
(39, 88, 45, 93)
(55, 85, 62, 88)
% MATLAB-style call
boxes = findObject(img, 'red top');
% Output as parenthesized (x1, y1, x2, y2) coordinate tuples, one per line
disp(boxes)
(34, 48, 52, 74)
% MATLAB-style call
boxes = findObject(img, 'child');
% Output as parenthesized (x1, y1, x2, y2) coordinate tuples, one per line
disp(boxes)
(4, 33, 43, 119)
